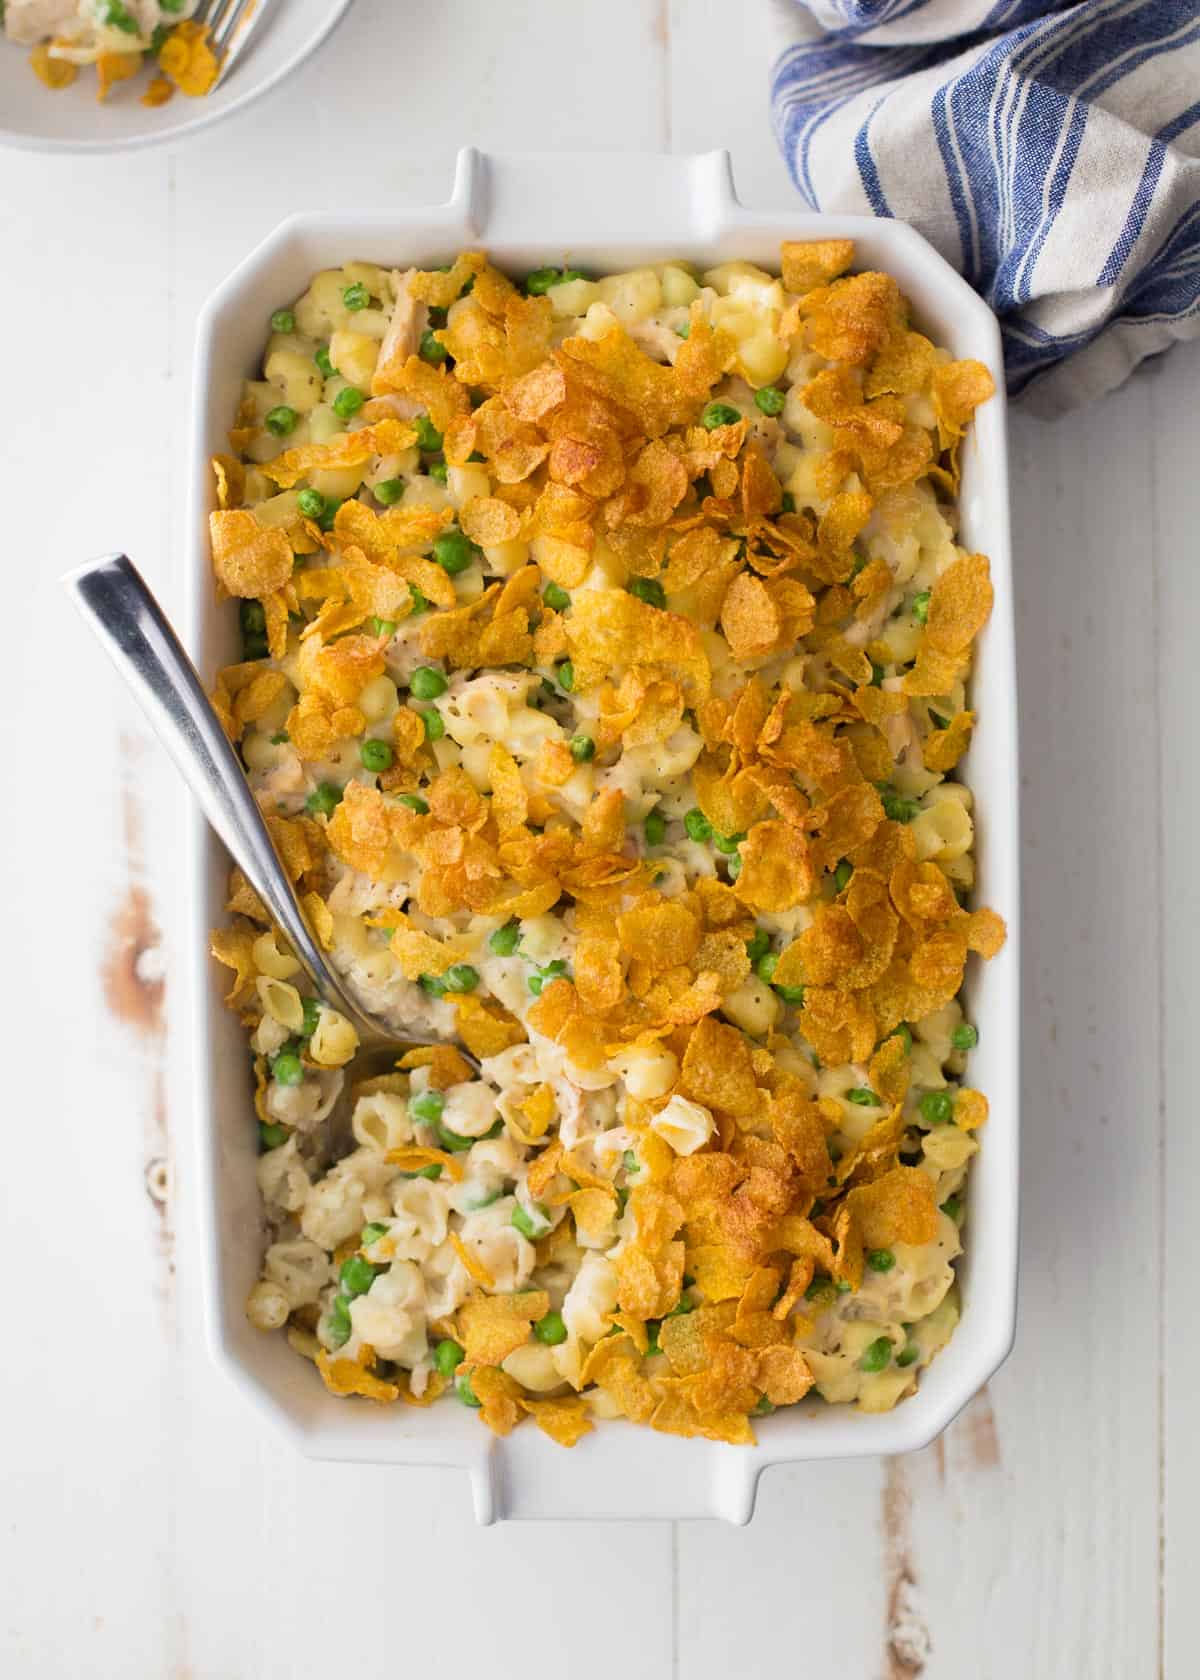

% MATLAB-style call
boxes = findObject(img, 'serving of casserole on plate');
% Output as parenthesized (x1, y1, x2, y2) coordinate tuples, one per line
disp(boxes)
(189, 150, 1018, 1523)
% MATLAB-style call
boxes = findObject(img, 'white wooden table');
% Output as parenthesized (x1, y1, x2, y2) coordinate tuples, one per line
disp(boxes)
(3, 2, 1195, 1673)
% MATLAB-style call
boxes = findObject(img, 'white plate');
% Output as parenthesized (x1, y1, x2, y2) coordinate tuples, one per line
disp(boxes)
(0, 0, 354, 153)
(186, 149, 1020, 1523)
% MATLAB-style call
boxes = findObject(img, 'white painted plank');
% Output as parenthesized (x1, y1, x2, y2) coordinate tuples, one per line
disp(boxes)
(667, 0, 794, 205)
(1153, 336, 1200, 1679)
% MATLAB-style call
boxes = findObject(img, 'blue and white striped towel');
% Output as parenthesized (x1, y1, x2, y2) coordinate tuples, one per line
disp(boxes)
(769, 0, 1200, 411)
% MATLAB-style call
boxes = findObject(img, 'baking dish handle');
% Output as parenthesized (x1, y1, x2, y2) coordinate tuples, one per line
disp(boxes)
(454, 147, 741, 243)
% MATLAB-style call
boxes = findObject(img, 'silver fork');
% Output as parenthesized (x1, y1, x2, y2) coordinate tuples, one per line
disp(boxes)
(190, 0, 262, 88)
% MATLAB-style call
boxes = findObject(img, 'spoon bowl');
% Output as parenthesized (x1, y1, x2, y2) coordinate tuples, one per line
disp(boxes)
(65, 553, 480, 1073)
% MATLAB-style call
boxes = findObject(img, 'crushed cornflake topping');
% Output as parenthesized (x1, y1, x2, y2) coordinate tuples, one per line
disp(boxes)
(219, 246, 1003, 1446)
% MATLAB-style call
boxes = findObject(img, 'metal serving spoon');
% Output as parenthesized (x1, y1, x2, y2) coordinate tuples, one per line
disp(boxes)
(65, 553, 478, 1074)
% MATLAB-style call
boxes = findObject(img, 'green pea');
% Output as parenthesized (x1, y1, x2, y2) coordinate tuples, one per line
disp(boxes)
(369, 616, 397, 637)
(432, 1114, 477, 1153)
(432, 528, 474, 574)
(271, 731, 289, 745)
(881, 792, 920, 824)
(396, 793, 429, 814)
(360, 1222, 389, 1247)
(409, 584, 430, 614)
(870, 662, 886, 688)
(416, 707, 445, 742)
(912, 590, 930, 623)
(833, 859, 854, 891)
(952, 1022, 978, 1051)
(240, 600, 266, 636)
(489, 921, 521, 956)
(777, 983, 805, 1005)
(754, 386, 786, 416)
(890, 1022, 914, 1053)
(419, 328, 448, 364)
(442, 964, 480, 994)
(270, 1049, 303, 1086)
(756, 951, 779, 985)
(242, 632, 268, 661)
(622, 1149, 640, 1175)
(359, 739, 393, 773)
(570, 734, 595, 762)
(742, 928, 767, 965)
(919, 1090, 954, 1126)
(410, 666, 448, 701)
(627, 577, 666, 609)
(804, 1278, 837, 1307)
(928, 708, 950, 730)
(667, 1295, 694, 1318)
(726, 853, 743, 879)
(713, 830, 745, 855)
(675, 320, 691, 339)
(297, 487, 325, 520)
(342, 282, 370, 312)
(327, 1295, 352, 1348)
(259, 1122, 289, 1150)
(859, 1336, 893, 1373)
(780, 492, 796, 514)
(752, 1396, 776, 1416)
(270, 308, 296, 334)
(414, 415, 443, 452)
(434, 1338, 465, 1377)
(523, 267, 586, 295)
(404, 1163, 443, 1181)
(314, 346, 336, 379)
(410, 1090, 445, 1123)
(426, 459, 448, 484)
(511, 1203, 550, 1240)
(528, 959, 567, 997)
(940, 1193, 963, 1221)
(339, 1256, 376, 1298)
(701, 401, 741, 429)
(103, 1, 139, 33)
(455, 1369, 481, 1408)
(317, 497, 344, 533)
(543, 582, 570, 611)
(896, 1343, 921, 1368)
(300, 997, 321, 1038)
(264, 405, 298, 437)
(305, 782, 342, 817)
(644, 809, 666, 846)
(867, 1248, 896, 1273)
(684, 808, 712, 843)
(557, 660, 575, 692)
(419, 973, 448, 998)
(534, 1311, 567, 1346)
(374, 478, 405, 506)
(333, 385, 365, 421)
(846, 1088, 882, 1106)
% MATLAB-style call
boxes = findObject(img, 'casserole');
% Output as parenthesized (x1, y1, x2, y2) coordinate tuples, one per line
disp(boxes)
(186, 148, 1018, 1522)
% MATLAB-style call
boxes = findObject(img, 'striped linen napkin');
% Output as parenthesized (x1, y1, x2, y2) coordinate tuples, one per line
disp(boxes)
(768, 0, 1200, 411)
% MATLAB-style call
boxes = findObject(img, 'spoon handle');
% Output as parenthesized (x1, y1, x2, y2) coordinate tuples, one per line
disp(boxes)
(64, 553, 365, 1029)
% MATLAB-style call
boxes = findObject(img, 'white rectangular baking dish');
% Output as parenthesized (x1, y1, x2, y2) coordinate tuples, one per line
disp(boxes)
(186, 148, 1019, 1524)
